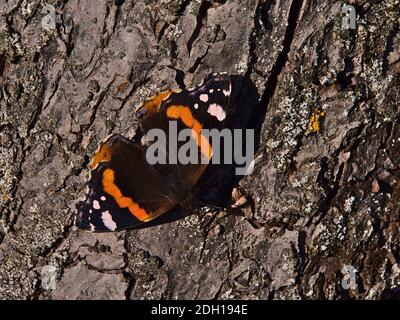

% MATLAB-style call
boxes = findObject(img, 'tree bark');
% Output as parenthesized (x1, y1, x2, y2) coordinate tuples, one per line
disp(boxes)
(0, 0, 399, 299)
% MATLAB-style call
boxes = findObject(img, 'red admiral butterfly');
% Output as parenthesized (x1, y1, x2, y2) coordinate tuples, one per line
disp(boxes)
(76, 73, 233, 232)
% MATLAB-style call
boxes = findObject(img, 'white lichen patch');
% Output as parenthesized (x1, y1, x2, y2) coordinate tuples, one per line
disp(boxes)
(344, 196, 355, 213)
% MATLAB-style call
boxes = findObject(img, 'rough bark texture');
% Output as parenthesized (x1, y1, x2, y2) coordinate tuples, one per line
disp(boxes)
(0, 0, 399, 300)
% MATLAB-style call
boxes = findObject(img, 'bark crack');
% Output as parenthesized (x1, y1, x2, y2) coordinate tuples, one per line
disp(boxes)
(186, 0, 212, 56)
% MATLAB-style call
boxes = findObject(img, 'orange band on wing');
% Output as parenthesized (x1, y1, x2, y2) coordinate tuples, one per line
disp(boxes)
(137, 90, 175, 116)
(166, 105, 213, 159)
(102, 168, 151, 221)
(90, 143, 113, 169)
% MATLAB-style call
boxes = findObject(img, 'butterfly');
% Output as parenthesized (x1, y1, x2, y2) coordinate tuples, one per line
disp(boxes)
(75, 73, 233, 231)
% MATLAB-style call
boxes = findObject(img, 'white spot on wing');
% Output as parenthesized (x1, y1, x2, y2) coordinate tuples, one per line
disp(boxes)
(207, 103, 226, 121)
(223, 89, 230, 96)
(93, 200, 100, 210)
(100, 196, 106, 201)
(209, 89, 214, 93)
(89, 209, 92, 213)
(200, 94, 209, 102)
(89, 223, 96, 231)
(101, 210, 117, 231)
(194, 103, 199, 109)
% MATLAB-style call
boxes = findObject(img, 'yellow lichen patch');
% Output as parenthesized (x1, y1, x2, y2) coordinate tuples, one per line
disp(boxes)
(308, 108, 326, 133)
(0, 187, 11, 202)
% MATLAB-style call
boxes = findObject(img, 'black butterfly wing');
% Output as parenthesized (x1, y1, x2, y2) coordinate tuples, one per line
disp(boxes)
(76, 135, 187, 231)
(138, 72, 233, 186)
(177, 72, 233, 131)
